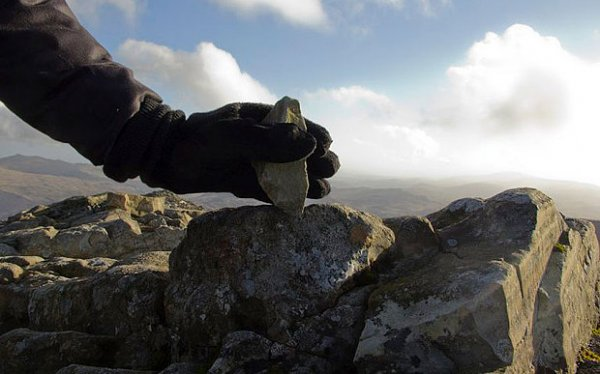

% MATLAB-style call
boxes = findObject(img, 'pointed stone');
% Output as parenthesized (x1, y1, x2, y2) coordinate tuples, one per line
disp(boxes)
(252, 97, 309, 217)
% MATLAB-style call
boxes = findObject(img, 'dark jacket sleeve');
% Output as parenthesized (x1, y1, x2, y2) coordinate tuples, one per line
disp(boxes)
(0, 0, 162, 166)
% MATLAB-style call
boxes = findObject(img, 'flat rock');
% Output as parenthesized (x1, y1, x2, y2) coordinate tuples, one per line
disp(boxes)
(252, 97, 309, 217)
(0, 255, 44, 267)
(0, 262, 24, 284)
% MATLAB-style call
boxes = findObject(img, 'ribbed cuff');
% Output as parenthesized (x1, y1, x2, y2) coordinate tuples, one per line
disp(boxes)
(103, 96, 175, 182)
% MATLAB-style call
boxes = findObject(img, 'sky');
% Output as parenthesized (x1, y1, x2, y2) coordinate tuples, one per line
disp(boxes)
(2, 0, 600, 184)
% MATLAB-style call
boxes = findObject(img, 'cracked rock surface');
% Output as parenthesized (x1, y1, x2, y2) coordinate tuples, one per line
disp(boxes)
(0, 188, 599, 373)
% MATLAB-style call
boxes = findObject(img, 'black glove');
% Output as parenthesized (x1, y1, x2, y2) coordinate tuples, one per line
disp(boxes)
(103, 97, 340, 201)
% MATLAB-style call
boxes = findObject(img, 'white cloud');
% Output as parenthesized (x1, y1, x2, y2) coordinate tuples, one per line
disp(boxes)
(66, 0, 144, 23)
(423, 24, 600, 183)
(0, 102, 55, 143)
(210, 0, 451, 30)
(373, 0, 405, 9)
(416, 0, 451, 16)
(303, 24, 600, 185)
(303, 86, 441, 176)
(118, 40, 277, 111)
(211, 0, 329, 29)
(429, 24, 600, 134)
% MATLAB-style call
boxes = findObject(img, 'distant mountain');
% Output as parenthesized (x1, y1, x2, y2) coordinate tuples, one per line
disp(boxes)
(323, 172, 600, 220)
(0, 155, 150, 218)
(1, 154, 600, 220)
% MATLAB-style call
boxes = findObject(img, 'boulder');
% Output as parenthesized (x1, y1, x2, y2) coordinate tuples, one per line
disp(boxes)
(0, 242, 18, 255)
(380, 216, 441, 273)
(533, 218, 600, 372)
(0, 191, 203, 259)
(165, 204, 394, 367)
(56, 365, 156, 374)
(354, 188, 598, 373)
(28, 251, 171, 370)
(158, 363, 204, 374)
(0, 328, 117, 374)
(0, 262, 24, 284)
(207, 330, 332, 373)
(28, 256, 116, 278)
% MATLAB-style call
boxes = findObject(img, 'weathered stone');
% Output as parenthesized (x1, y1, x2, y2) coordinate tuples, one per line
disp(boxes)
(5, 226, 58, 256)
(165, 204, 394, 364)
(158, 363, 204, 374)
(208, 331, 333, 374)
(56, 365, 156, 374)
(0, 328, 117, 374)
(52, 224, 112, 258)
(0, 191, 202, 259)
(0, 262, 24, 284)
(427, 197, 485, 230)
(252, 97, 309, 217)
(533, 218, 600, 372)
(0, 284, 30, 333)
(291, 285, 375, 369)
(0, 255, 44, 267)
(380, 216, 441, 272)
(0, 242, 18, 255)
(28, 252, 171, 370)
(28, 257, 116, 278)
(355, 188, 567, 373)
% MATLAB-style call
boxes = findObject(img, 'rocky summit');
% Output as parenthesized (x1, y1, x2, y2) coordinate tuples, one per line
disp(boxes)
(0, 188, 599, 373)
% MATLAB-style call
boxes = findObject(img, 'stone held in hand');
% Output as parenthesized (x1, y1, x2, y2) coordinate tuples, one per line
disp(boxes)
(252, 96, 310, 217)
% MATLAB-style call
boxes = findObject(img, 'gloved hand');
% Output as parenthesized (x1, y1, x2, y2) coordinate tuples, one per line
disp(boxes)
(104, 97, 340, 201)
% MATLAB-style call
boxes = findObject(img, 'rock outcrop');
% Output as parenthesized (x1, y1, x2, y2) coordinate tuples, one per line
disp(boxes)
(0, 191, 203, 373)
(0, 187, 598, 373)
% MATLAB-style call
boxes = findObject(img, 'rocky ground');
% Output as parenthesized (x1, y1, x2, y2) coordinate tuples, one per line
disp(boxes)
(0, 188, 599, 373)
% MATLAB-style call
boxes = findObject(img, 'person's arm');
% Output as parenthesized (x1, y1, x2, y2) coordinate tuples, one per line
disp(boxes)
(0, 0, 339, 199)
(0, 0, 158, 165)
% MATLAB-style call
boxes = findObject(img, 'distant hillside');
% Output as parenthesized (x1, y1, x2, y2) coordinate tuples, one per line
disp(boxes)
(323, 173, 600, 220)
(0, 155, 149, 218)
(1, 154, 600, 220)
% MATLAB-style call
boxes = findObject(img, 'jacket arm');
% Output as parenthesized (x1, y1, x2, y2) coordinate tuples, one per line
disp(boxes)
(0, 0, 161, 167)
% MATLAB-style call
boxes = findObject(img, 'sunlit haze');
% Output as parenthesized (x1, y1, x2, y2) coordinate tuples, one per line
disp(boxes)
(1, 1, 600, 185)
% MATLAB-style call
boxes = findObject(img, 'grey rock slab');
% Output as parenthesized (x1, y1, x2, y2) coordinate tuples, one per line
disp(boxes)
(427, 197, 485, 230)
(28, 252, 171, 369)
(208, 330, 333, 374)
(56, 365, 156, 374)
(354, 188, 567, 373)
(0, 262, 24, 284)
(252, 97, 309, 217)
(0, 328, 117, 374)
(28, 256, 117, 278)
(0, 255, 44, 267)
(0, 242, 18, 256)
(533, 218, 600, 372)
(158, 363, 204, 374)
(165, 204, 394, 363)
(379, 216, 441, 275)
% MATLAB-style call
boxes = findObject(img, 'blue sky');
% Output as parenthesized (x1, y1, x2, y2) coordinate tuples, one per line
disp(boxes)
(2, 0, 600, 184)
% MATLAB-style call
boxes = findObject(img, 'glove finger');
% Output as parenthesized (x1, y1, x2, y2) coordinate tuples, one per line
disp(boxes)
(307, 150, 340, 179)
(305, 119, 333, 158)
(237, 103, 273, 121)
(242, 123, 317, 163)
(307, 178, 331, 199)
